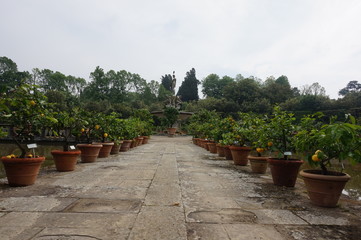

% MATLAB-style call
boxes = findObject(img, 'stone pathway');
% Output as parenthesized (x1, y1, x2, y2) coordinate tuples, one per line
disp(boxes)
(0, 136, 360, 240)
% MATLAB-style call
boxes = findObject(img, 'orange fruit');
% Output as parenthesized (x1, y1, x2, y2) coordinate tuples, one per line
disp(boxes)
(267, 142, 273, 147)
(256, 148, 264, 153)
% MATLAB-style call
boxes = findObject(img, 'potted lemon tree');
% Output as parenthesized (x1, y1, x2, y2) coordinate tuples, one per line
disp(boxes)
(295, 114, 361, 207)
(264, 106, 303, 187)
(50, 109, 83, 171)
(0, 84, 57, 186)
(163, 107, 179, 136)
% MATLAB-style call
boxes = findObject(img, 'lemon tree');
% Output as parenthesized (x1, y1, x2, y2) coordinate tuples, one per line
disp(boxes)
(295, 114, 361, 175)
(0, 84, 57, 158)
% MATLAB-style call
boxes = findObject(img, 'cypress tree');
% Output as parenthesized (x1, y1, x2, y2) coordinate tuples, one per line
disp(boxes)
(177, 68, 200, 102)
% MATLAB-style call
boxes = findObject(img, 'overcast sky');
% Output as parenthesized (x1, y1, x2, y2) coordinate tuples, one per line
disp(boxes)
(1, 0, 361, 99)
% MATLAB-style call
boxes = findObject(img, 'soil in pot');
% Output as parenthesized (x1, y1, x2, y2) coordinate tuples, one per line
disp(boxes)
(267, 158, 303, 187)
(77, 144, 102, 163)
(248, 156, 268, 174)
(229, 146, 251, 166)
(1, 156, 45, 186)
(300, 169, 351, 207)
(51, 150, 80, 172)
(120, 140, 132, 152)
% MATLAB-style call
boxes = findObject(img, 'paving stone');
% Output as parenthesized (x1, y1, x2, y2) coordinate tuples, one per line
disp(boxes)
(187, 223, 229, 240)
(224, 224, 287, 240)
(276, 225, 361, 240)
(145, 182, 181, 206)
(64, 198, 142, 213)
(0, 212, 43, 227)
(128, 206, 186, 240)
(35, 212, 137, 229)
(251, 209, 308, 225)
(0, 197, 76, 212)
(0, 226, 43, 240)
(294, 210, 350, 225)
(187, 208, 257, 223)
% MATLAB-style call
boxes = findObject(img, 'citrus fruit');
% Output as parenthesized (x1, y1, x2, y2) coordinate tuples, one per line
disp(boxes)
(311, 154, 320, 162)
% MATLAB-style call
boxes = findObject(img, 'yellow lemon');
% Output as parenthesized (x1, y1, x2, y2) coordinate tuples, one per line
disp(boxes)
(6, 155, 12, 158)
(256, 148, 264, 153)
(81, 128, 85, 133)
(27, 154, 33, 158)
(103, 133, 108, 138)
(311, 154, 320, 162)
(29, 100, 36, 106)
(95, 125, 100, 130)
(315, 150, 322, 154)
(267, 142, 273, 147)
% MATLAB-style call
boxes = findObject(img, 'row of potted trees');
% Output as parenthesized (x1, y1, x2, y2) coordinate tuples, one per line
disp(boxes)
(0, 84, 153, 187)
(189, 107, 361, 207)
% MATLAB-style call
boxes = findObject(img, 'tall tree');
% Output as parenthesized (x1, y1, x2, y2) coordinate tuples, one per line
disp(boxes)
(161, 74, 173, 92)
(262, 75, 294, 104)
(0, 56, 30, 93)
(339, 80, 361, 96)
(177, 68, 200, 102)
(202, 74, 234, 99)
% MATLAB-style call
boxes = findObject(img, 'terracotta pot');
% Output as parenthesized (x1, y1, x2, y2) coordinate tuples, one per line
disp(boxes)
(223, 146, 233, 160)
(216, 144, 225, 157)
(300, 169, 351, 207)
(192, 138, 198, 144)
(207, 142, 217, 154)
(77, 144, 102, 163)
(1, 156, 45, 186)
(248, 156, 268, 174)
(120, 140, 132, 152)
(229, 146, 251, 166)
(168, 127, 177, 136)
(142, 136, 150, 144)
(110, 143, 122, 155)
(93, 142, 114, 158)
(136, 137, 144, 146)
(267, 158, 303, 187)
(130, 139, 136, 148)
(51, 150, 80, 172)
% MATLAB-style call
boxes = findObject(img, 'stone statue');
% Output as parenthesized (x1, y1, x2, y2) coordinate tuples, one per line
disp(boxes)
(164, 71, 182, 109)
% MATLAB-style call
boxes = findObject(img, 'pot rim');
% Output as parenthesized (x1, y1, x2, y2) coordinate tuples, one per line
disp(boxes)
(1, 156, 45, 163)
(229, 146, 252, 150)
(77, 144, 103, 148)
(51, 150, 81, 155)
(300, 169, 351, 181)
(248, 156, 268, 161)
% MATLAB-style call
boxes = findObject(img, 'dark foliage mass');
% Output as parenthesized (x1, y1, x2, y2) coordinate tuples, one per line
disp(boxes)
(1, 56, 360, 120)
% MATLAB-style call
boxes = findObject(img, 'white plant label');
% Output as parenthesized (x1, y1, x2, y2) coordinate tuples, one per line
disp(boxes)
(284, 151, 292, 156)
(70, 145, 76, 150)
(27, 143, 37, 149)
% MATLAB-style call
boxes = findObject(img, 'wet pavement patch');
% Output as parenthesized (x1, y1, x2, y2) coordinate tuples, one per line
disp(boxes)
(65, 199, 142, 213)
(187, 208, 257, 223)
